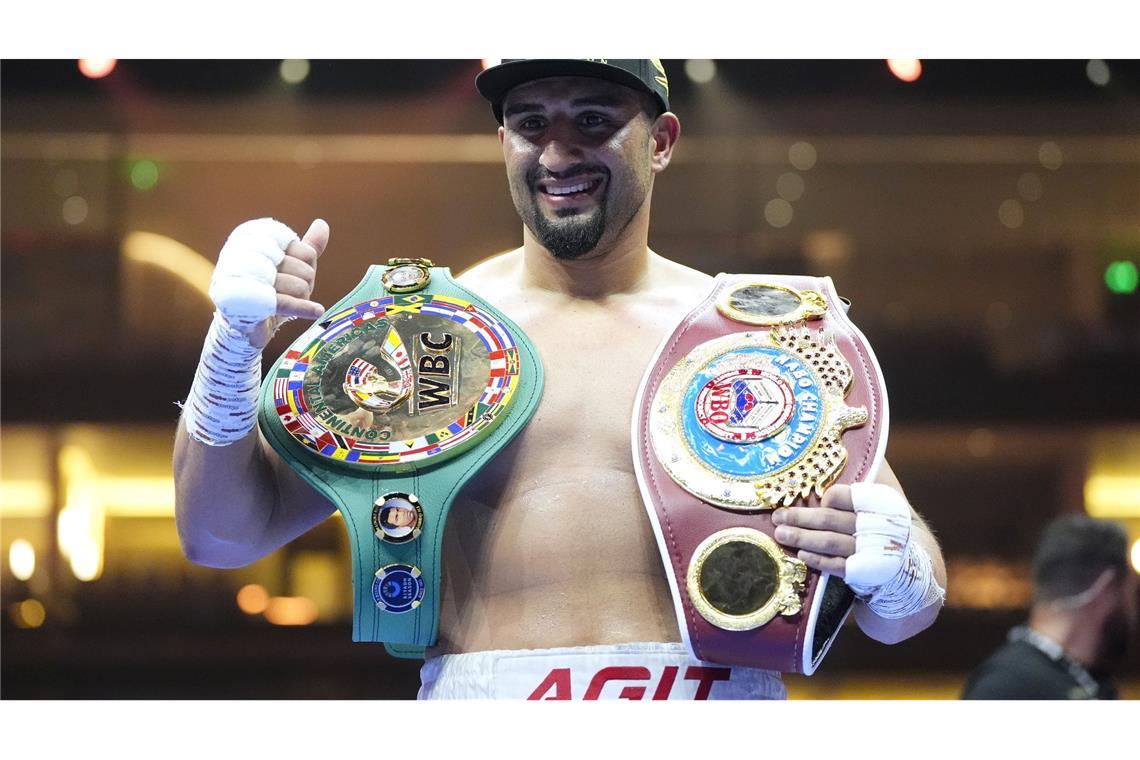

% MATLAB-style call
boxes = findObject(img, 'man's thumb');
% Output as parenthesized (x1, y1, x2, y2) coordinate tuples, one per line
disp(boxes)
(302, 218, 330, 258)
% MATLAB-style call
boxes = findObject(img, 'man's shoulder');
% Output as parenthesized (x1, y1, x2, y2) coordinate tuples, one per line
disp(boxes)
(453, 249, 523, 296)
(645, 252, 714, 300)
(961, 640, 1073, 700)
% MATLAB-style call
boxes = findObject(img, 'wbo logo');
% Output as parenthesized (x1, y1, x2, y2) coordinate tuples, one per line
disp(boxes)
(683, 346, 824, 480)
(695, 367, 796, 443)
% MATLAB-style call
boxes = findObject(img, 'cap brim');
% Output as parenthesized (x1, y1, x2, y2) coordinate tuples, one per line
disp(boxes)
(476, 59, 659, 122)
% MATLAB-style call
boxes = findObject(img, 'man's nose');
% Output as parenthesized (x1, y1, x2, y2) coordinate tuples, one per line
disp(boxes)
(538, 126, 585, 175)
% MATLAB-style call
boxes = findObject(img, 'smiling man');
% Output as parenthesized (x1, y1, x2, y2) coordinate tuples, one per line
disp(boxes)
(492, 66, 663, 261)
(174, 59, 946, 700)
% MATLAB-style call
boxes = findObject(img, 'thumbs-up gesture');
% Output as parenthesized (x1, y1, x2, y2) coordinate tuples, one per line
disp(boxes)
(209, 218, 329, 349)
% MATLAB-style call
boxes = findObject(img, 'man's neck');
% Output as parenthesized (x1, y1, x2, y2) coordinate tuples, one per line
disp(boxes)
(519, 205, 655, 299)
(1028, 609, 1100, 668)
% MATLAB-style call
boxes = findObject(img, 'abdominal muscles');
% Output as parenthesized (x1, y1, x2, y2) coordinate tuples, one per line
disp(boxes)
(430, 403, 680, 654)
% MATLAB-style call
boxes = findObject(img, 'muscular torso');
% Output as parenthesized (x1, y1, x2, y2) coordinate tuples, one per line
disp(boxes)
(426, 251, 713, 655)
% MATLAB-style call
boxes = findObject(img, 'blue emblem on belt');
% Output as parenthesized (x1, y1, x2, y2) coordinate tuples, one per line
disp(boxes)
(683, 346, 823, 479)
(373, 564, 425, 613)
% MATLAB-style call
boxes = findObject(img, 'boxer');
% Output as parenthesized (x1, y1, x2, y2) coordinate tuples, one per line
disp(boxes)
(174, 59, 946, 699)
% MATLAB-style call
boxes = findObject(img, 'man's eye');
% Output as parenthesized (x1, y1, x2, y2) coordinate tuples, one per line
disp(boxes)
(580, 113, 607, 127)
(518, 117, 545, 130)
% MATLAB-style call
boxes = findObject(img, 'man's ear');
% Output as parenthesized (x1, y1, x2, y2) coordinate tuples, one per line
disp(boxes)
(649, 112, 681, 173)
(1055, 567, 1119, 611)
(498, 125, 505, 146)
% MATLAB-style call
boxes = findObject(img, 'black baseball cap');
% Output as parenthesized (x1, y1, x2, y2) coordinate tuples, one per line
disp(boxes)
(476, 59, 671, 124)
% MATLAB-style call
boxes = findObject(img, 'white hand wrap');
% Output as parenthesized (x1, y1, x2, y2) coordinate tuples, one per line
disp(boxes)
(845, 482, 945, 619)
(208, 218, 298, 332)
(181, 219, 299, 446)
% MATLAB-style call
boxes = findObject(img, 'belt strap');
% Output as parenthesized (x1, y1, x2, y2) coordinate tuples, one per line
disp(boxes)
(632, 274, 888, 674)
(258, 260, 543, 658)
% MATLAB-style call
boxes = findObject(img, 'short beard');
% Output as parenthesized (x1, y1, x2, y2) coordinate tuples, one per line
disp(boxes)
(512, 163, 612, 260)
(530, 202, 608, 260)
(1095, 605, 1134, 667)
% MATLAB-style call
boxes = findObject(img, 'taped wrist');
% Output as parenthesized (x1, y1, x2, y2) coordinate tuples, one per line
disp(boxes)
(181, 312, 263, 446)
(844, 482, 945, 619)
(856, 540, 945, 619)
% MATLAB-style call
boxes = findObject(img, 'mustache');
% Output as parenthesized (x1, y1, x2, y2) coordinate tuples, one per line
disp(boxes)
(528, 164, 609, 188)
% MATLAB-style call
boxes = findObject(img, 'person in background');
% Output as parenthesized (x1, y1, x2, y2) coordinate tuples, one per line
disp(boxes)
(961, 514, 1137, 699)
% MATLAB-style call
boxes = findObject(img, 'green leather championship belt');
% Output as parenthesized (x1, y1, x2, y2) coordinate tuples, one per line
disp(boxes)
(258, 258, 543, 659)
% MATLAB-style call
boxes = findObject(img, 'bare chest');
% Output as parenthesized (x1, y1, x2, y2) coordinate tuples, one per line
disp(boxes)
(432, 293, 698, 651)
(526, 304, 669, 461)
(455, 298, 681, 540)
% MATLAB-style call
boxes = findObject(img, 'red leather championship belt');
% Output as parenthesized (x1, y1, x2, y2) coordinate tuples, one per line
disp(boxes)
(632, 275, 889, 674)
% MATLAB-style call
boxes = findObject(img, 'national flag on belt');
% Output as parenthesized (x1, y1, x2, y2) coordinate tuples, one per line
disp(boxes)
(345, 358, 377, 387)
(325, 306, 356, 324)
(301, 342, 320, 362)
(280, 350, 302, 372)
(386, 297, 424, 316)
(381, 325, 409, 366)
(298, 413, 325, 436)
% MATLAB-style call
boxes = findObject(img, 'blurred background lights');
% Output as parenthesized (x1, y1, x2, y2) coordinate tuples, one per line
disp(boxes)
(966, 428, 996, 458)
(998, 199, 1024, 229)
(69, 542, 101, 582)
(803, 230, 854, 269)
(764, 198, 794, 228)
(1084, 474, 1140, 518)
(788, 141, 817, 171)
(1017, 172, 1043, 202)
(236, 584, 270, 615)
(264, 596, 318, 626)
(1131, 539, 1140, 574)
(887, 59, 923, 83)
(122, 231, 213, 299)
(481, 59, 500, 71)
(684, 59, 717, 84)
(12, 599, 47, 629)
(945, 559, 1032, 610)
(776, 172, 805, 202)
(130, 160, 159, 191)
(1086, 59, 1111, 87)
(1038, 141, 1064, 170)
(1104, 260, 1139, 294)
(61, 195, 88, 225)
(78, 59, 116, 79)
(9, 539, 36, 581)
(279, 59, 310, 85)
(57, 445, 104, 582)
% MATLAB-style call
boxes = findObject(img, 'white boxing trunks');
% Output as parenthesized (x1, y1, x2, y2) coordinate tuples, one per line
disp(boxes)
(417, 642, 786, 700)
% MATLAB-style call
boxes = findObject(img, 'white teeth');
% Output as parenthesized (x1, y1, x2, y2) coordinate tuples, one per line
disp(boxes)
(545, 180, 595, 196)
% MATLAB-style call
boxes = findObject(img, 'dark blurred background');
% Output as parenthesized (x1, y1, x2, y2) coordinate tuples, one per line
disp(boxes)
(2, 58, 1138, 699)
